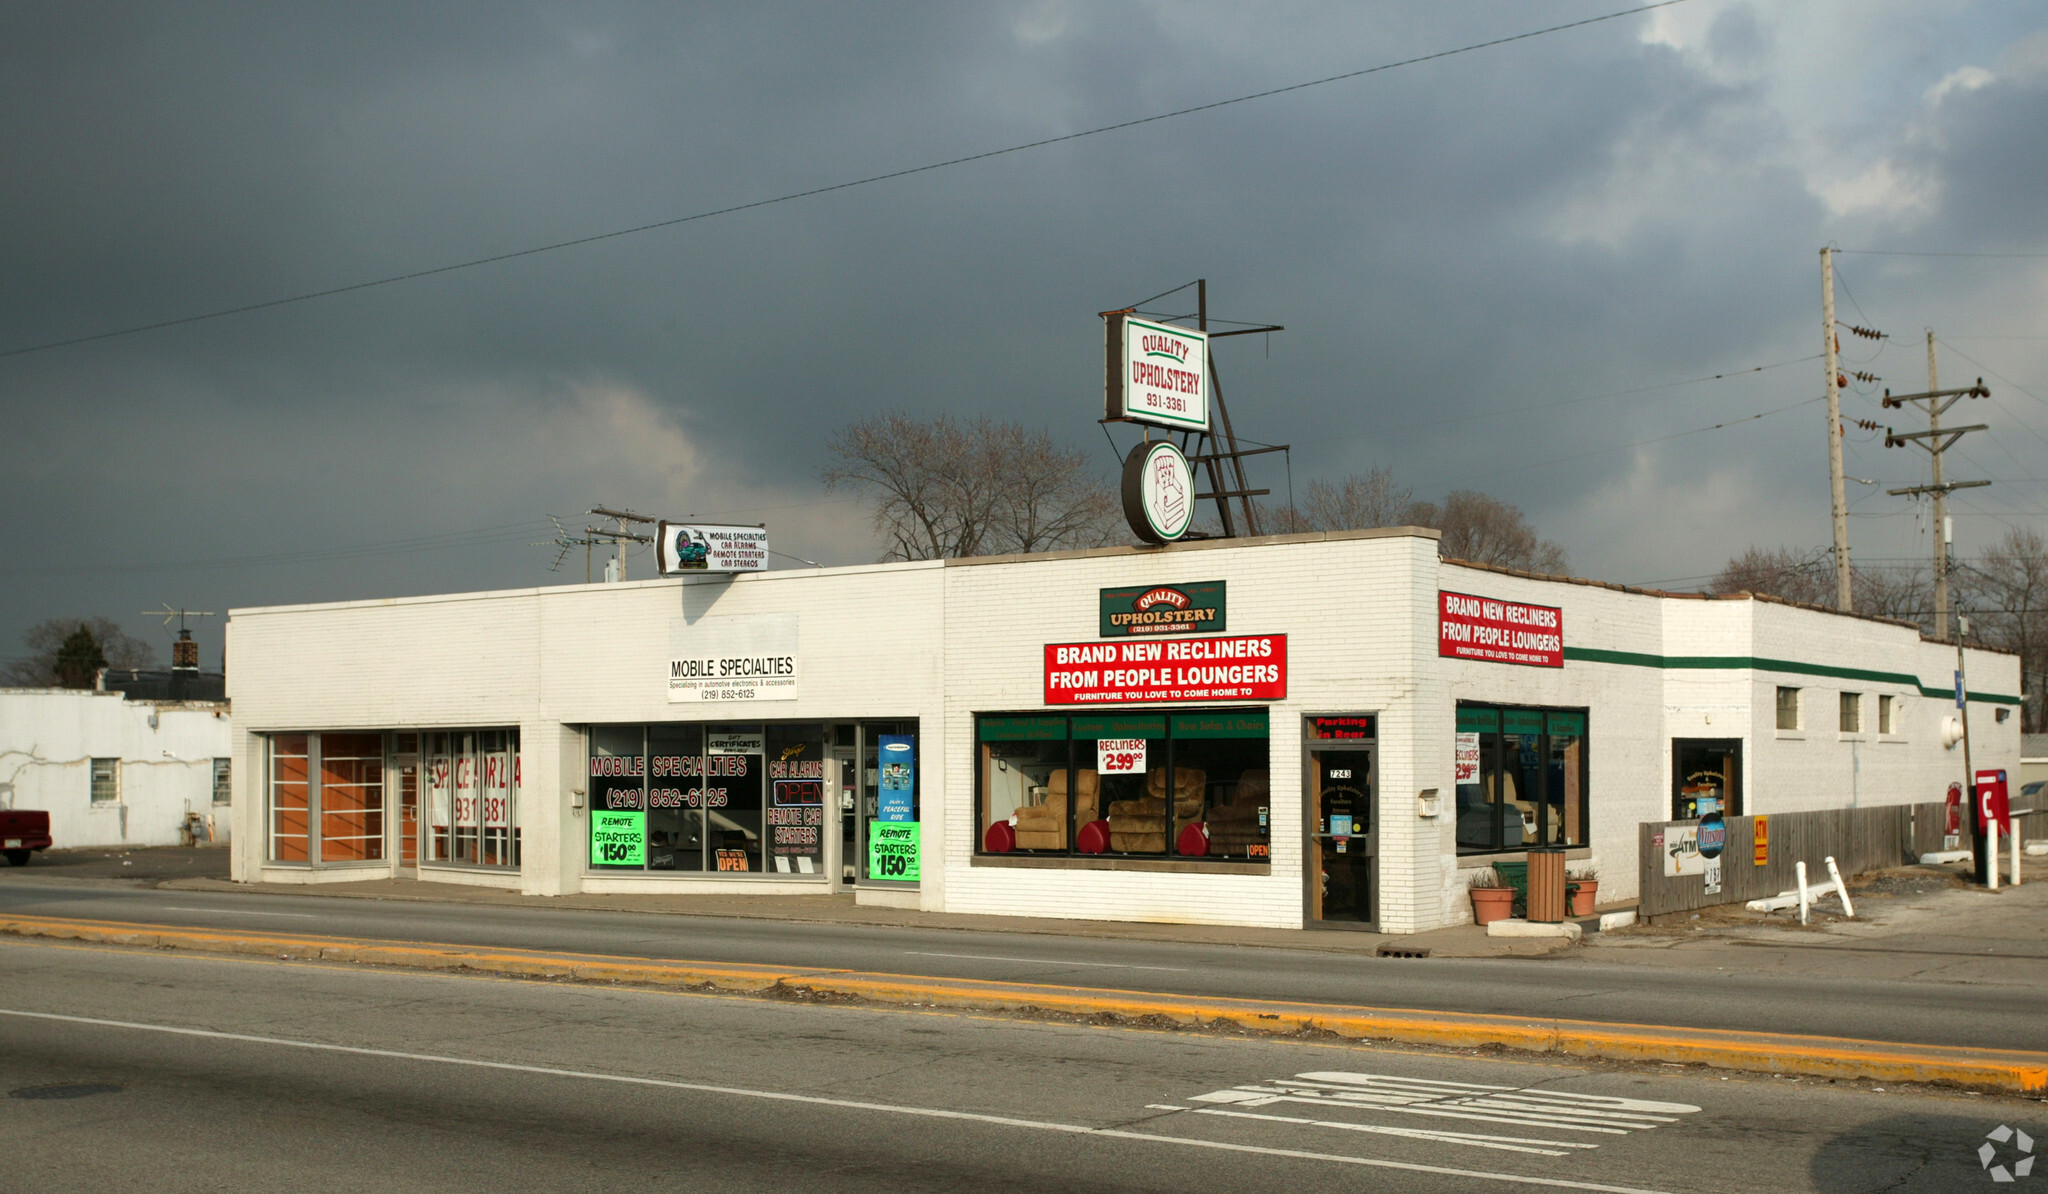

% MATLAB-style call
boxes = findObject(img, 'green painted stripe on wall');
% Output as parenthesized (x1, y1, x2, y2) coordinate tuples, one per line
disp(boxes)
(1560, 646, 2021, 705)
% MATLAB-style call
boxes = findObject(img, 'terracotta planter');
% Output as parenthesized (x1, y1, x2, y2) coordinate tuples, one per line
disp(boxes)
(1470, 886, 1516, 925)
(1568, 880, 1599, 917)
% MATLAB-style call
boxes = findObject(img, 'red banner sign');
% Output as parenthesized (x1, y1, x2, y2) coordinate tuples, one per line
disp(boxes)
(1044, 634, 1286, 704)
(1439, 591, 1564, 668)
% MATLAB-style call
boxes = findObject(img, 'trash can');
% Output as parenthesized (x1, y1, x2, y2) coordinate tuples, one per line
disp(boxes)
(1526, 846, 1568, 923)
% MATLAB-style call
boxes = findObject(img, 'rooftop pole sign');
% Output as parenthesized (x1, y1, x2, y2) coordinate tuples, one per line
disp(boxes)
(656, 522, 770, 574)
(1104, 313, 1209, 432)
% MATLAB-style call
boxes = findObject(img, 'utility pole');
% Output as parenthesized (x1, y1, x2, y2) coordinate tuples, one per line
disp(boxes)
(1882, 346, 1990, 641)
(589, 506, 655, 582)
(1821, 248, 1853, 611)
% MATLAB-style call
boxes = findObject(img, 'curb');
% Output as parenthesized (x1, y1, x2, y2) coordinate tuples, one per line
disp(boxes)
(6, 914, 2044, 1094)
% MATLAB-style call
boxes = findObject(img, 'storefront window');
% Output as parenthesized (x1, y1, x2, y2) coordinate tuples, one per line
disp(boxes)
(976, 710, 1270, 863)
(590, 722, 860, 877)
(765, 724, 824, 876)
(426, 729, 522, 869)
(979, 716, 1071, 852)
(269, 734, 310, 862)
(1172, 711, 1270, 860)
(1455, 704, 1588, 855)
(319, 733, 385, 863)
(648, 723, 704, 871)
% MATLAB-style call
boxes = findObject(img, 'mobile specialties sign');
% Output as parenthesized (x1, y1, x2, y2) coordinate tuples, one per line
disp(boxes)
(1100, 581, 1225, 636)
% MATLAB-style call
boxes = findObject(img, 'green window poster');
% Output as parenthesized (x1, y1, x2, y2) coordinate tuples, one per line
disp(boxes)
(591, 809, 646, 866)
(867, 820, 921, 881)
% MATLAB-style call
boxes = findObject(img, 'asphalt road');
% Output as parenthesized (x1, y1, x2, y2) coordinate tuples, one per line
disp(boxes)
(3, 877, 2045, 1053)
(0, 939, 2025, 1193)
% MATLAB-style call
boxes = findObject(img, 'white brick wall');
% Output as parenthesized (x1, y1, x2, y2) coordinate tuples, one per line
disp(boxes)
(1, 689, 231, 849)
(225, 532, 2023, 931)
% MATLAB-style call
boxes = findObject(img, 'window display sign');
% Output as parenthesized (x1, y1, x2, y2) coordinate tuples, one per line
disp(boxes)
(655, 522, 769, 574)
(1438, 591, 1564, 668)
(1099, 581, 1225, 637)
(877, 734, 915, 822)
(1455, 732, 1481, 783)
(1096, 738, 1147, 774)
(1105, 314, 1208, 431)
(1309, 715, 1375, 740)
(669, 616, 798, 703)
(1044, 634, 1286, 704)
(868, 820, 921, 881)
(591, 810, 645, 866)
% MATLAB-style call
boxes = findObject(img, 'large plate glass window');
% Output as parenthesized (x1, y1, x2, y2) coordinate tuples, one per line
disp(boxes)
(1455, 704, 1589, 855)
(648, 723, 705, 871)
(425, 730, 522, 869)
(765, 724, 824, 876)
(975, 710, 1270, 863)
(979, 716, 1070, 852)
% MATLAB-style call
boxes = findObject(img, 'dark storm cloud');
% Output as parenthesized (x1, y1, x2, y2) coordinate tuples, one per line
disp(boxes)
(1, 2, 2042, 663)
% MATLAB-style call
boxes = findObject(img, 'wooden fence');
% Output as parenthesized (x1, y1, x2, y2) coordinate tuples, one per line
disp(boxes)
(1638, 803, 1947, 919)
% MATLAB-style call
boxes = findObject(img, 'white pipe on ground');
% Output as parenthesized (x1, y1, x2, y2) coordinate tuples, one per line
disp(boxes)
(1919, 849, 1972, 865)
(1824, 856, 1854, 918)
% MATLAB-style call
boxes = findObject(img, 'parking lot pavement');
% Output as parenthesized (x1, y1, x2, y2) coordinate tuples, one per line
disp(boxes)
(7, 845, 231, 884)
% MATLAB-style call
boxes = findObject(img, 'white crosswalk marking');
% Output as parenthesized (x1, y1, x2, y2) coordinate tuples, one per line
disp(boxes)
(1182, 1071, 1701, 1157)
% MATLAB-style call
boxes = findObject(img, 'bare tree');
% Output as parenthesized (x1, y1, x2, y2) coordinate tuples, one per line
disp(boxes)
(824, 413, 1120, 560)
(1411, 490, 1570, 574)
(3, 617, 157, 688)
(1974, 526, 2048, 730)
(1272, 466, 1414, 533)
(1711, 546, 1931, 626)
(1711, 546, 1835, 606)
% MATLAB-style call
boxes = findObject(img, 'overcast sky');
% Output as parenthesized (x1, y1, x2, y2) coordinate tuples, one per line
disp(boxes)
(3, 1, 2044, 669)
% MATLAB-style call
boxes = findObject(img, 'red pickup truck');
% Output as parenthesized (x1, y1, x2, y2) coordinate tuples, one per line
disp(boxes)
(2, 810, 52, 865)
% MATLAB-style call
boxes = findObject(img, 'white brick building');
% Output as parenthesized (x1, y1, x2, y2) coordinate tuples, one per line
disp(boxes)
(0, 688, 233, 849)
(223, 528, 2020, 932)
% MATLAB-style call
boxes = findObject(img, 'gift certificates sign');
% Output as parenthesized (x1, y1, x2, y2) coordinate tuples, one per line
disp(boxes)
(1045, 635, 1286, 704)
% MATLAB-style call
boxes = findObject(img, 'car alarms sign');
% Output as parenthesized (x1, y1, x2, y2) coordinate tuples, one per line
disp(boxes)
(1438, 591, 1564, 668)
(1045, 634, 1285, 704)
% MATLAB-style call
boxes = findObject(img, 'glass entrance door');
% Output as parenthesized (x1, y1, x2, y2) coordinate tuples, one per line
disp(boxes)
(833, 745, 858, 885)
(1309, 748, 1376, 926)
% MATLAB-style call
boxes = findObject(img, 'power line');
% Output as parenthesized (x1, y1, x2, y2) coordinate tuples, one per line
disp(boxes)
(1441, 394, 1824, 488)
(1835, 249, 2048, 259)
(1344, 353, 1820, 444)
(0, 2, 1688, 361)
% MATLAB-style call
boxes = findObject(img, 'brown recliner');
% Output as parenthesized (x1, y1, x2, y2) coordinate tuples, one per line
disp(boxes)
(1012, 768, 1100, 850)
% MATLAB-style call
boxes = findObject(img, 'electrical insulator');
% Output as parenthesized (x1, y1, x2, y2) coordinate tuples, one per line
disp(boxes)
(1838, 373, 1849, 389)
(1849, 324, 1885, 340)
(1852, 371, 1878, 384)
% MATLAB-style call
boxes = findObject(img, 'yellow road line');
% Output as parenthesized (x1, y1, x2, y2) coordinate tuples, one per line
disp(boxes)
(5, 914, 2040, 1093)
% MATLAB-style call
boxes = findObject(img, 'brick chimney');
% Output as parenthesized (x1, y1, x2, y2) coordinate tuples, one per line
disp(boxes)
(172, 628, 200, 673)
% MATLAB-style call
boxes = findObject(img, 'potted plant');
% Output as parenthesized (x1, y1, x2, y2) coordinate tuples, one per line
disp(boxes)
(1468, 866, 1515, 925)
(1567, 866, 1600, 916)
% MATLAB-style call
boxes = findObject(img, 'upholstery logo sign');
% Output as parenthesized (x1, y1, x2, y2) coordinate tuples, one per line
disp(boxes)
(1100, 580, 1225, 636)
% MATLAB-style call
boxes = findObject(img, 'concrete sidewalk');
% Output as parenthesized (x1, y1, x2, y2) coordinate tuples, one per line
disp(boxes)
(1589, 864, 2048, 986)
(156, 872, 1578, 958)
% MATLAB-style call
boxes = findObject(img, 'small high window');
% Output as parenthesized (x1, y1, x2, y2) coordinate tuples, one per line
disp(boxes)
(212, 758, 233, 804)
(1775, 687, 1801, 731)
(1839, 692, 1862, 733)
(1878, 695, 1895, 735)
(90, 758, 120, 804)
